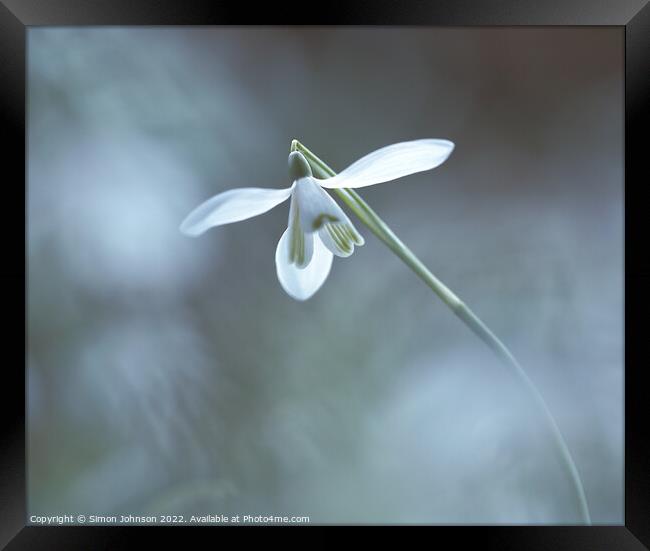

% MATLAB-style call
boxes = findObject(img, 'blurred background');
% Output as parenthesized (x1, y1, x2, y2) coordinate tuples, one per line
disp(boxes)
(27, 27, 623, 524)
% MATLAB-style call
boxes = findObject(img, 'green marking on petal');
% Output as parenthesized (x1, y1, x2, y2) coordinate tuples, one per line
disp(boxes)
(328, 223, 353, 254)
(342, 224, 362, 245)
(289, 202, 303, 265)
(325, 223, 344, 252)
(312, 213, 339, 231)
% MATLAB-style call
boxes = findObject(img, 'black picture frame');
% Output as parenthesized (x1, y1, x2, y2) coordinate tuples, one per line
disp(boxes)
(3, 0, 648, 547)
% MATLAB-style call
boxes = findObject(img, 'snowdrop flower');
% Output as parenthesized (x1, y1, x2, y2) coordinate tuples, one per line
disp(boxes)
(179, 137, 593, 525)
(180, 139, 454, 300)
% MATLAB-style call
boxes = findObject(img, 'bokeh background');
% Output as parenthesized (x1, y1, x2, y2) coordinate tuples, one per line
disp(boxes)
(27, 27, 623, 524)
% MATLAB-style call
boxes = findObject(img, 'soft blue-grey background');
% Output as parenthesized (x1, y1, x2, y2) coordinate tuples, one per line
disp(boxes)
(27, 27, 623, 524)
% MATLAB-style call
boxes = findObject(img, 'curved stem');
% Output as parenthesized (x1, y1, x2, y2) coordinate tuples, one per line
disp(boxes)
(291, 139, 591, 524)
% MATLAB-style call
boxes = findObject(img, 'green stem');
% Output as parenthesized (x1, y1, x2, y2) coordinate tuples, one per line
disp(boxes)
(291, 139, 591, 524)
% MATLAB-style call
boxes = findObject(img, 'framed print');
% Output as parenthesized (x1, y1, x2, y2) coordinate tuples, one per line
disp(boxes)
(2, 0, 649, 547)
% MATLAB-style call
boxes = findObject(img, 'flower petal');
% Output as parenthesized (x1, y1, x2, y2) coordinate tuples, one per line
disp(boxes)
(286, 194, 314, 269)
(293, 177, 350, 233)
(318, 220, 364, 258)
(316, 139, 454, 189)
(275, 230, 333, 301)
(291, 177, 365, 257)
(180, 187, 293, 237)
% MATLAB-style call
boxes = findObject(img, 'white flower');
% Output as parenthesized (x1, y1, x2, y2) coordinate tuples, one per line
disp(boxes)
(180, 139, 454, 300)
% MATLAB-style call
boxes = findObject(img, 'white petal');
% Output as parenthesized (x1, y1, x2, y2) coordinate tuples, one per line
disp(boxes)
(286, 195, 314, 269)
(275, 230, 333, 301)
(293, 177, 350, 232)
(316, 139, 454, 189)
(180, 187, 292, 237)
(318, 220, 364, 258)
